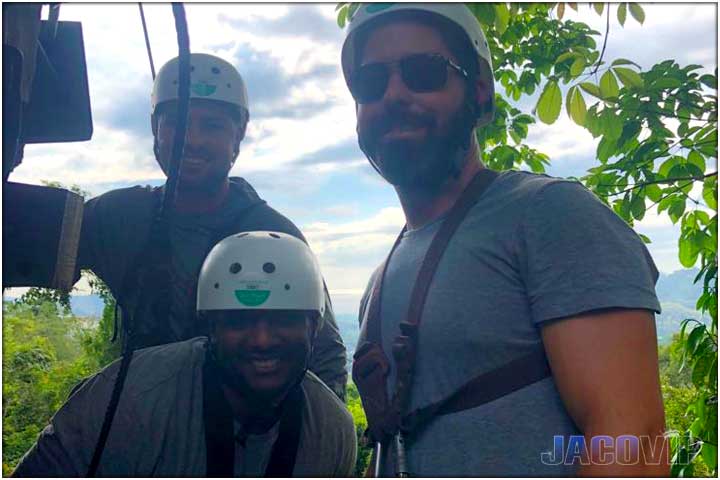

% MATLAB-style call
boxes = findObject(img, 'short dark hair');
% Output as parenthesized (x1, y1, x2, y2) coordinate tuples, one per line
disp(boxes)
(353, 10, 480, 80)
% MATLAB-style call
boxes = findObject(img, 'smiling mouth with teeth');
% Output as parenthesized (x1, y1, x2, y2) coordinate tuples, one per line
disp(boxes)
(250, 358, 280, 373)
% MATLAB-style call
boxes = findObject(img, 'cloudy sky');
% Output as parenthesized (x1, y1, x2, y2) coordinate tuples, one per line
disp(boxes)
(9, 3, 717, 315)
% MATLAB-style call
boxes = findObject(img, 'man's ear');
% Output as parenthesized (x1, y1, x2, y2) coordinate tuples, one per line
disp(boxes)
(233, 119, 247, 160)
(474, 75, 492, 113)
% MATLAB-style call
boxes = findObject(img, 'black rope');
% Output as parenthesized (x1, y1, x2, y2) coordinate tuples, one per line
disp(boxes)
(138, 3, 156, 79)
(163, 3, 191, 215)
(86, 4, 191, 475)
(86, 333, 134, 476)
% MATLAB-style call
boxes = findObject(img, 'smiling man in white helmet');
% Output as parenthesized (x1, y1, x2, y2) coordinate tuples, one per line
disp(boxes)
(73, 53, 348, 400)
(342, 4, 667, 476)
(14, 231, 357, 477)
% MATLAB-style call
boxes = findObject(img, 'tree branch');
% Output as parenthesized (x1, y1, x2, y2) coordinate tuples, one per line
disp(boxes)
(629, 138, 717, 173)
(599, 172, 717, 197)
(591, 7, 611, 76)
(645, 180, 696, 210)
(676, 190, 702, 206)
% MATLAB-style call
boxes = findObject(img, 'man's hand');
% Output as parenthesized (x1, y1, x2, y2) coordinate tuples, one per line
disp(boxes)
(541, 308, 670, 476)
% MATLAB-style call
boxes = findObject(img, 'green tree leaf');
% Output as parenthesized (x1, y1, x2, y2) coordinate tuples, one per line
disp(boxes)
(537, 80, 562, 124)
(473, 3, 496, 25)
(703, 178, 717, 210)
(569, 86, 587, 125)
(617, 3, 627, 26)
(668, 199, 687, 224)
(579, 81, 603, 99)
(555, 52, 578, 65)
(593, 3, 604, 15)
(629, 3, 646, 24)
(679, 236, 701, 267)
(613, 66, 644, 89)
(494, 3, 510, 34)
(337, 5, 348, 28)
(611, 58, 642, 68)
(596, 136, 617, 163)
(699, 74, 718, 89)
(638, 233, 652, 244)
(599, 70, 620, 98)
(659, 156, 682, 178)
(570, 57, 586, 76)
(645, 184, 662, 202)
(630, 193, 646, 220)
(687, 150, 706, 173)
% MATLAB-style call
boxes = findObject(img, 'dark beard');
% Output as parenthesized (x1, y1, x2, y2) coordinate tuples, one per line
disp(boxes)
(176, 166, 227, 195)
(358, 100, 477, 192)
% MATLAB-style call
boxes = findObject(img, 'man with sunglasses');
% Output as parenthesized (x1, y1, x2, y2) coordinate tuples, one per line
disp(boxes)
(72, 53, 348, 400)
(13, 231, 357, 476)
(342, 4, 667, 476)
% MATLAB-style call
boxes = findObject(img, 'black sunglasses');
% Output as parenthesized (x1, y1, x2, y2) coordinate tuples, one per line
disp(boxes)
(349, 53, 469, 104)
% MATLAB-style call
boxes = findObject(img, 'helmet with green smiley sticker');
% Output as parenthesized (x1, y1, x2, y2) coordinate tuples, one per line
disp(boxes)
(196, 231, 325, 321)
(151, 53, 249, 124)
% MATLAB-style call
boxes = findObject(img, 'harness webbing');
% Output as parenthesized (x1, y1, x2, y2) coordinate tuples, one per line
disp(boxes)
(365, 168, 503, 422)
(357, 168, 553, 476)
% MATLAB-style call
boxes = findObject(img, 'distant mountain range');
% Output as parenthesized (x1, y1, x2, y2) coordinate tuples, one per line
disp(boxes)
(5, 268, 708, 359)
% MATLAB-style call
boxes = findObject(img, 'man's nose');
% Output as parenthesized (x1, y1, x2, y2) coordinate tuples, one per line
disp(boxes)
(184, 121, 203, 148)
(248, 319, 277, 349)
(382, 69, 412, 105)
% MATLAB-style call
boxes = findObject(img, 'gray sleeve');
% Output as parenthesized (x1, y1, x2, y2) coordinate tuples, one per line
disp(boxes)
(335, 414, 358, 478)
(309, 288, 349, 402)
(358, 266, 381, 328)
(520, 180, 661, 324)
(12, 367, 129, 477)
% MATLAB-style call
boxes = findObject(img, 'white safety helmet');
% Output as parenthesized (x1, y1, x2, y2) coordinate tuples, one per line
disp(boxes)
(151, 53, 249, 122)
(341, 3, 495, 126)
(197, 231, 325, 324)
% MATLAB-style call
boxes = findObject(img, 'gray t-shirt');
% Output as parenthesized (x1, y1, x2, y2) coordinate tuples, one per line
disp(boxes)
(358, 170, 661, 476)
(13, 338, 357, 477)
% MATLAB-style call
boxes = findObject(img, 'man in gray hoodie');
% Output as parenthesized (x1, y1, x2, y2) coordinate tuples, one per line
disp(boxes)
(14, 231, 357, 477)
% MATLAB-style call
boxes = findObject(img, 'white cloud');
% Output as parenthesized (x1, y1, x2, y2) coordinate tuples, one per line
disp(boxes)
(323, 204, 360, 217)
(302, 207, 405, 310)
(526, 116, 597, 163)
(12, 126, 160, 195)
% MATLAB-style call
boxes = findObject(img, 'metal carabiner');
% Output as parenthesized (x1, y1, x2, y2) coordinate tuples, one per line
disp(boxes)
(373, 441, 383, 477)
(394, 431, 410, 477)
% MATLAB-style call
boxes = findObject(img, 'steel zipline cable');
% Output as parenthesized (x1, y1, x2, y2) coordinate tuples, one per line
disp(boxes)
(86, 4, 190, 476)
(138, 3, 156, 80)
